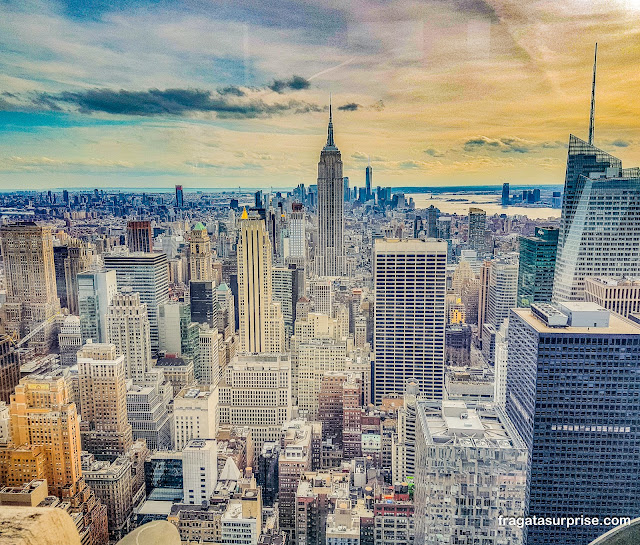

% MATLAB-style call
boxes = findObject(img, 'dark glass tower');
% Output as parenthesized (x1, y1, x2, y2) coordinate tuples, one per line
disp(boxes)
(190, 280, 218, 329)
(507, 304, 640, 545)
(516, 227, 559, 307)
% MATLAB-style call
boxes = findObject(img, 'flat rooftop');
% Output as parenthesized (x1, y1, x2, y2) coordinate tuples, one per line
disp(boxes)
(514, 307, 640, 335)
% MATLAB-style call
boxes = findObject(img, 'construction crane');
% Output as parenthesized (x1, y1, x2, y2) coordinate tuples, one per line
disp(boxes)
(1, 311, 64, 349)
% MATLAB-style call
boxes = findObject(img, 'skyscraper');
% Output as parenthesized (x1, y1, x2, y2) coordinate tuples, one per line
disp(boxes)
(553, 49, 640, 301)
(501, 182, 510, 206)
(467, 208, 487, 253)
(106, 291, 152, 383)
(0, 338, 18, 405)
(552, 136, 640, 301)
(9, 376, 83, 498)
(78, 269, 118, 343)
(516, 227, 559, 307)
(287, 202, 306, 267)
(0, 222, 61, 353)
(486, 259, 519, 330)
(316, 104, 345, 277)
(78, 342, 133, 459)
(190, 280, 218, 329)
(64, 239, 93, 314)
(188, 222, 213, 282)
(507, 302, 640, 544)
(126, 221, 153, 253)
(237, 210, 285, 353)
(175, 185, 184, 207)
(104, 252, 169, 354)
(365, 161, 372, 200)
(373, 239, 447, 403)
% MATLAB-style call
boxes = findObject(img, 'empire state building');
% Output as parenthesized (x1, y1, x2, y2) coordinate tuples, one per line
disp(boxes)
(316, 103, 345, 277)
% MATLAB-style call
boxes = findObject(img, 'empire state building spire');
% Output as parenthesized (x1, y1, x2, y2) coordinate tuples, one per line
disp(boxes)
(324, 96, 337, 151)
(316, 98, 345, 276)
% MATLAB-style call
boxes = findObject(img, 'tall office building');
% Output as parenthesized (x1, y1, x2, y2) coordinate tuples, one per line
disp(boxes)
(175, 185, 184, 207)
(507, 302, 640, 544)
(501, 182, 510, 205)
(197, 324, 220, 387)
(126, 221, 153, 253)
(467, 207, 487, 253)
(415, 400, 527, 545)
(106, 292, 152, 383)
(217, 282, 236, 333)
(272, 265, 304, 341)
(5, 374, 109, 545)
(188, 223, 213, 282)
(365, 162, 372, 200)
(287, 202, 306, 267)
(373, 239, 447, 403)
(9, 376, 83, 498)
(158, 302, 199, 365)
(316, 105, 345, 277)
(218, 354, 292, 461)
(190, 280, 219, 329)
(78, 269, 118, 343)
(64, 240, 93, 314)
(552, 137, 640, 301)
(517, 227, 559, 307)
(237, 210, 285, 353)
(78, 342, 133, 459)
(104, 252, 169, 354)
(486, 259, 519, 330)
(0, 222, 61, 352)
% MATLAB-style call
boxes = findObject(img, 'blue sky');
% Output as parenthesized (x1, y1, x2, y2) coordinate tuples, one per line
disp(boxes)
(1, 0, 639, 189)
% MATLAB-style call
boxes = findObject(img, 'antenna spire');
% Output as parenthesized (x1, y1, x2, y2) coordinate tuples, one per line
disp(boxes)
(326, 94, 335, 148)
(588, 43, 597, 146)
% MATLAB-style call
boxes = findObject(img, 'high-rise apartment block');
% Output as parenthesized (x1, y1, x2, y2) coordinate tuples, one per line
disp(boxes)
(0, 222, 61, 353)
(78, 269, 118, 343)
(103, 252, 169, 354)
(78, 342, 133, 459)
(126, 221, 153, 253)
(287, 202, 306, 267)
(517, 227, 559, 307)
(553, 136, 640, 301)
(486, 259, 519, 330)
(507, 302, 640, 544)
(64, 240, 93, 314)
(58, 315, 82, 366)
(316, 106, 345, 277)
(415, 400, 527, 544)
(467, 207, 487, 253)
(106, 292, 152, 383)
(373, 239, 447, 403)
(237, 212, 285, 353)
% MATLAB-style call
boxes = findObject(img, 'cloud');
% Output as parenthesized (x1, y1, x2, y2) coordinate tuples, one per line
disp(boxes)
(338, 102, 360, 111)
(351, 151, 387, 162)
(26, 87, 322, 118)
(611, 139, 630, 148)
(268, 75, 310, 93)
(463, 136, 535, 154)
(424, 148, 444, 157)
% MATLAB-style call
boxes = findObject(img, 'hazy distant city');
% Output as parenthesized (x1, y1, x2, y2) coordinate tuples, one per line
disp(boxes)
(2, 1, 640, 545)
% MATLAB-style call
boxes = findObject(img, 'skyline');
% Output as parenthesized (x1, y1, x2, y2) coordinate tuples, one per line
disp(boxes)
(1, 0, 639, 189)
